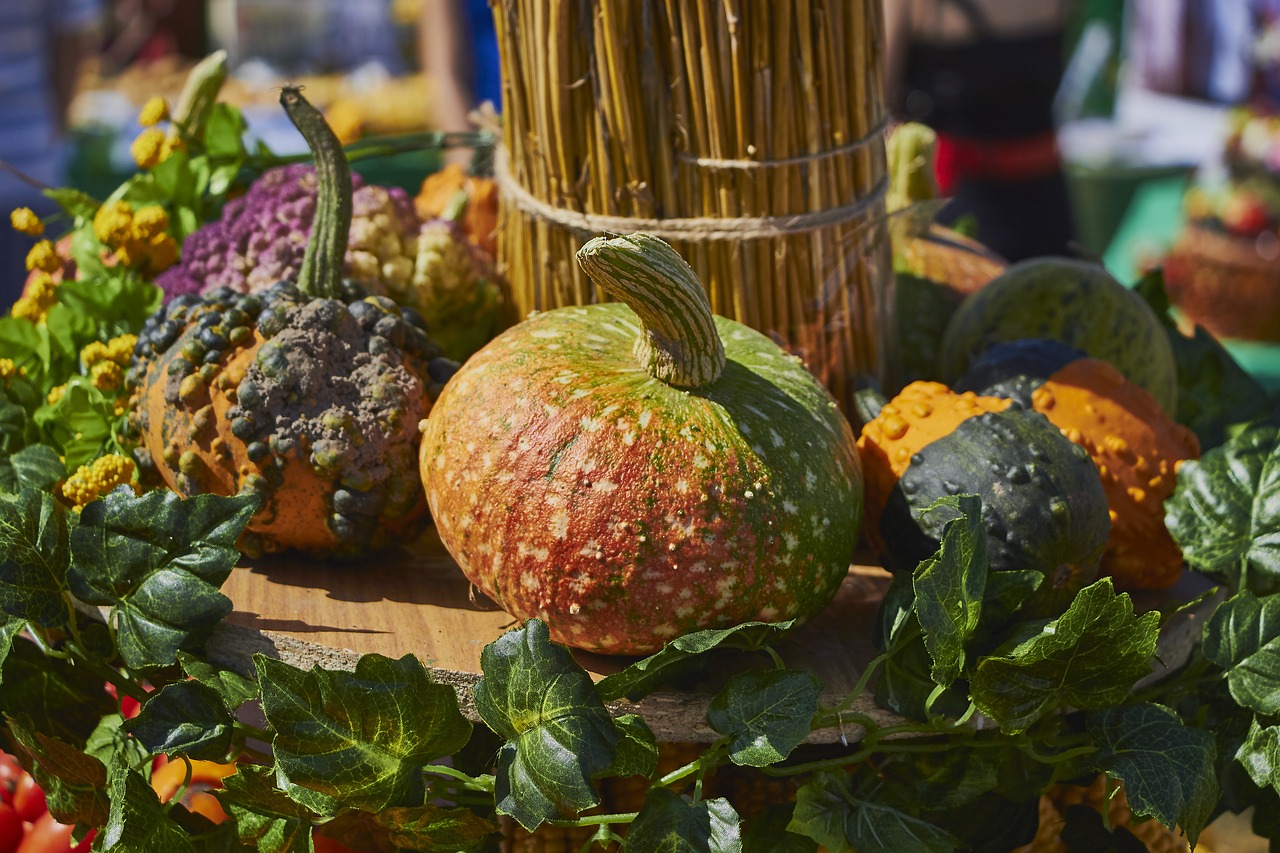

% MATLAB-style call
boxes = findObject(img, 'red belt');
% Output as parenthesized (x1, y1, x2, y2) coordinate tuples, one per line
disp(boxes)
(933, 130, 1062, 194)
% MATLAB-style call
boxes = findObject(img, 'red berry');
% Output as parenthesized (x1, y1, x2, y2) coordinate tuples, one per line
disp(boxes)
(0, 802, 22, 853)
(11, 775, 45, 824)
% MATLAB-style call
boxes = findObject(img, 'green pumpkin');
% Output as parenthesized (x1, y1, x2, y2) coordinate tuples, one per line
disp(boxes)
(937, 258, 1179, 413)
(419, 234, 863, 654)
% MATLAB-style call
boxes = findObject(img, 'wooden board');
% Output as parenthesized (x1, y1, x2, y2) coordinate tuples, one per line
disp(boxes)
(206, 529, 899, 743)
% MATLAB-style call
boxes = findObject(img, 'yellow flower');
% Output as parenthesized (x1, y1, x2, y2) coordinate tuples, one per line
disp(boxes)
(160, 132, 186, 161)
(93, 202, 134, 248)
(0, 358, 25, 383)
(131, 205, 169, 240)
(10, 207, 43, 237)
(11, 271, 57, 323)
(138, 96, 170, 127)
(105, 334, 138, 364)
(90, 360, 123, 392)
(130, 127, 168, 168)
(147, 233, 179, 273)
(46, 384, 66, 405)
(61, 453, 136, 508)
(111, 238, 146, 269)
(25, 239, 60, 273)
(80, 340, 110, 367)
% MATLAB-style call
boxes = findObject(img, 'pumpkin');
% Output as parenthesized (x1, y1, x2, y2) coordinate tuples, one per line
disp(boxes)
(957, 339, 1201, 591)
(128, 88, 455, 557)
(937, 259, 1179, 414)
(857, 381, 1111, 615)
(419, 233, 863, 654)
(414, 163, 499, 260)
(886, 123, 1007, 385)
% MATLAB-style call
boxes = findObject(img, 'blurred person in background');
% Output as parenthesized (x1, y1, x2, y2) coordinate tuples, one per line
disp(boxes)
(884, 0, 1077, 261)
(0, 0, 103, 308)
(419, 0, 501, 145)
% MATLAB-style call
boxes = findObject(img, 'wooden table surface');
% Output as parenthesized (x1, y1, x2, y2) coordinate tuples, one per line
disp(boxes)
(207, 528, 899, 743)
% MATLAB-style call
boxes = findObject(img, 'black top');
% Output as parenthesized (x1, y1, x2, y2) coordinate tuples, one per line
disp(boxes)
(898, 0, 1065, 139)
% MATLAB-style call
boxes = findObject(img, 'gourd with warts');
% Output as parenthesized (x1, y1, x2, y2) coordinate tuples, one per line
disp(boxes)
(128, 88, 455, 556)
(420, 233, 863, 654)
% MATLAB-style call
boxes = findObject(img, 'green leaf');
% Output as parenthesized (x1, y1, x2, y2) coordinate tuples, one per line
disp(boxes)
(124, 680, 234, 760)
(177, 651, 259, 713)
(970, 578, 1159, 733)
(151, 150, 196, 207)
(1166, 420, 1280, 595)
(913, 494, 986, 686)
(0, 488, 69, 627)
(707, 669, 821, 767)
(873, 570, 915, 651)
(1202, 591, 1280, 715)
(376, 804, 499, 852)
(53, 275, 162, 339)
(1087, 703, 1218, 846)
(204, 104, 247, 159)
(473, 619, 619, 830)
(597, 621, 796, 701)
(101, 750, 196, 852)
(84, 712, 151, 780)
(5, 716, 109, 826)
(1059, 804, 1147, 853)
(742, 804, 818, 853)
(0, 613, 22, 682)
(789, 770, 959, 853)
(880, 748, 999, 812)
(609, 714, 659, 780)
(0, 637, 115, 744)
(874, 616, 968, 721)
(1237, 717, 1280, 796)
(626, 788, 741, 853)
(257, 652, 471, 814)
(217, 765, 318, 853)
(979, 570, 1044, 632)
(0, 444, 65, 493)
(69, 489, 257, 668)
(43, 187, 101, 220)
(35, 379, 115, 472)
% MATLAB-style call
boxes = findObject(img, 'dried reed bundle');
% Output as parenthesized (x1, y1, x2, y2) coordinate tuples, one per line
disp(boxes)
(492, 0, 893, 409)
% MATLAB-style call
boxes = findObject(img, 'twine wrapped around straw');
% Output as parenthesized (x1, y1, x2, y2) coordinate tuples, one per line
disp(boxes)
(492, 0, 894, 411)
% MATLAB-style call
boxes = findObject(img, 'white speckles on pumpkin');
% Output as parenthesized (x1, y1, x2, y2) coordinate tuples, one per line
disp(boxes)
(580, 457, 599, 474)
(771, 429, 785, 447)
(639, 409, 653, 429)
(783, 532, 799, 551)
(570, 388, 590, 399)
(805, 469, 817, 489)
(592, 479, 618, 494)
(688, 561, 708, 574)
(552, 371, 577, 385)
(693, 454, 710, 469)
(578, 539, 605, 559)
(782, 500, 799, 514)
(549, 510, 570, 539)
(675, 478, 689, 494)
(531, 329, 563, 339)
(569, 602, 582, 615)
(542, 403, 559, 418)
(580, 416, 602, 432)
(675, 605, 696, 619)
(521, 572, 541, 591)
(757, 606, 779, 620)
(653, 624, 679, 638)
(517, 542, 550, 562)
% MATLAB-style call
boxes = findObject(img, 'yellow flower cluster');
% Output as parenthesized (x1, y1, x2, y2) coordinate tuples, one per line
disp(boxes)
(81, 333, 136, 392)
(0, 358, 25, 384)
(11, 271, 58, 323)
(25, 239, 60, 274)
(60, 453, 136, 508)
(130, 127, 185, 169)
(92, 201, 178, 274)
(138, 96, 170, 127)
(46, 384, 66, 405)
(10, 207, 43, 237)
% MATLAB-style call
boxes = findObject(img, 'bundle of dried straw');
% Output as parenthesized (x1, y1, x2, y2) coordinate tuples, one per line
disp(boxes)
(492, 0, 893, 409)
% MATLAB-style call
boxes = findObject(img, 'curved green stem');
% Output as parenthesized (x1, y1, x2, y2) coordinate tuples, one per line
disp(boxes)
(422, 764, 494, 792)
(548, 812, 639, 828)
(279, 86, 351, 300)
(576, 233, 726, 388)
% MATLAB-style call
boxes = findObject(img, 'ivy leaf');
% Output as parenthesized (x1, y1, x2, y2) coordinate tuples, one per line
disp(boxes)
(0, 488, 69, 627)
(0, 444, 65, 493)
(84, 712, 151, 781)
(707, 669, 821, 767)
(874, 616, 968, 722)
(101, 750, 196, 852)
(5, 716, 108, 827)
(177, 651, 259, 713)
(1202, 591, 1280, 715)
(124, 680, 234, 761)
(913, 494, 986, 686)
(0, 614, 21, 683)
(742, 804, 818, 853)
(217, 765, 318, 853)
(69, 489, 257, 669)
(880, 747, 1000, 812)
(626, 788, 741, 853)
(1166, 421, 1280, 595)
(789, 769, 959, 853)
(1059, 804, 1147, 853)
(0, 636, 114, 745)
(473, 619, 619, 830)
(1237, 717, 1280, 796)
(970, 578, 1159, 733)
(597, 621, 796, 702)
(979, 570, 1044, 633)
(609, 714, 659, 780)
(257, 652, 470, 815)
(873, 570, 915, 651)
(1087, 703, 1218, 846)
(376, 804, 499, 852)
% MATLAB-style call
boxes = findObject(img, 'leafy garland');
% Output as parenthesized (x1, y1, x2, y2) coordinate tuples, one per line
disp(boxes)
(3, 64, 1280, 853)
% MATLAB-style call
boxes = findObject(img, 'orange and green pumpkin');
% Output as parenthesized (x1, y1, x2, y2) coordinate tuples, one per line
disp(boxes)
(420, 233, 863, 654)
(957, 339, 1201, 590)
(857, 381, 1111, 615)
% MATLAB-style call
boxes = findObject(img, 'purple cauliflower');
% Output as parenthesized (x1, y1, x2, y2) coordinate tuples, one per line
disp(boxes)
(156, 164, 420, 300)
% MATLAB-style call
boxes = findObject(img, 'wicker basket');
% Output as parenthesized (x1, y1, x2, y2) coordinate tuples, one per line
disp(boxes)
(491, 0, 894, 413)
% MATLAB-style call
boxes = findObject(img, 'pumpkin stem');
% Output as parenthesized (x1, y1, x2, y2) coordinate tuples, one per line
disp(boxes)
(576, 233, 726, 388)
(885, 122, 939, 214)
(280, 86, 351, 300)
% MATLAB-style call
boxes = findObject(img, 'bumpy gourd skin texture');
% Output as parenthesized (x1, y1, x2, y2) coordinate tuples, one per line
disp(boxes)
(938, 259, 1179, 414)
(960, 340, 1201, 591)
(420, 303, 862, 655)
(858, 381, 1111, 615)
(130, 283, 455, 556)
